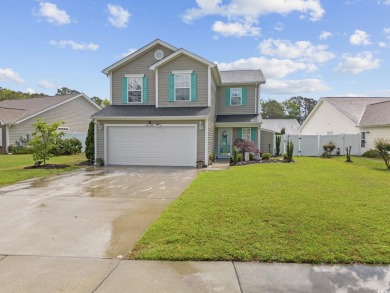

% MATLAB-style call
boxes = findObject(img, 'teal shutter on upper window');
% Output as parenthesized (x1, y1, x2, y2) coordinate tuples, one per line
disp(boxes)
(225, 88, 230, 106)
(237, 128, 242, 139)
(169, 74, 174, 102)
(142, 76, 148, 104)
(191, 72, 197, 101)
(242, 87, 247, 106)
(122, 77, 127, 104)
(251, 127, 256, 141)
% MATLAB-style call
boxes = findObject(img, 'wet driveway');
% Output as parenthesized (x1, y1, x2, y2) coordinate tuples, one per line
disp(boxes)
(0, 166, 198, 258)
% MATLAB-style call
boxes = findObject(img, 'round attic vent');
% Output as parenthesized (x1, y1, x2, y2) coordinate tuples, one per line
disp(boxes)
(154, 50, 164, 60)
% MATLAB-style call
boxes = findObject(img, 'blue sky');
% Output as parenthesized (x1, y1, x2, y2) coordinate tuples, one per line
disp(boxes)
(1, 0, 389, 101)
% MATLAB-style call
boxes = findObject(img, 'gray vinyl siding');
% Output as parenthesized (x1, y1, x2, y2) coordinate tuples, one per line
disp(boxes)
(217, 85, 257, 115)
(96, 120, 205, 163)
(0, 125, 5, 153)
(111, 44, 175, 106)
(8, 97, 98, 147)
(158, 55, 208, 107)
(208, 74, 217, 159)
(261, 130, 274, 154)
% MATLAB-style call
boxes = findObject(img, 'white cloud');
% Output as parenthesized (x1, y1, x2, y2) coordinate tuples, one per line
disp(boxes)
(120, 48, 137, 58)
(259, 38, 335, 63)
(379, 42, 387, 48)
(0, 68, 25, 84)
(183, 0, 325, 23)
(319, 31, 332, 40)
(263, 79, 331, 94)
(217, 57, 317, 79)
(212, 20, 260, 37)
(349, 30, 371, 45)
(107, 4, 130, 28)
(335, 51, 381, 74)
(38, 80, 56, 89)
(378, 0, 390, 5)
(50, 40, 99, 51)
(36, 2, 71, 25)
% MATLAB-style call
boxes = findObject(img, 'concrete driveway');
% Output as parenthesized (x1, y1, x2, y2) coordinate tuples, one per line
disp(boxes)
(0, 166, 198, 258)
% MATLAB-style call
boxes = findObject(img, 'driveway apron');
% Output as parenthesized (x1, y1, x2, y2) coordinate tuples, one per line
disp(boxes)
(0, 166, 198, 258)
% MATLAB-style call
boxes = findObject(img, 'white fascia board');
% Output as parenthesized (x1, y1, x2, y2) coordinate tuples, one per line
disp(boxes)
(102, 39, 178, 75)
(215, 122, 262, 128)
(93, 116, 209, 121)
(125, 74, 145, 78)
(109, 72, 113, 105)
(208, 67, 211, 107)
(15, 94, 100, 125)
(172, 70, 193, 74)
(149, 48, 216, 70)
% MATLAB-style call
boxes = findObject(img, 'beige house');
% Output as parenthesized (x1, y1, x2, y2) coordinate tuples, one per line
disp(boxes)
(299, 97, 390, 152)
(92, 39, 270, 167)
(0, 94, 101, 154)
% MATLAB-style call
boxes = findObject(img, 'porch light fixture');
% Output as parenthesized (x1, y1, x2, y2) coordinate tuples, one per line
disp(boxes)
(199, 121, 204, 130)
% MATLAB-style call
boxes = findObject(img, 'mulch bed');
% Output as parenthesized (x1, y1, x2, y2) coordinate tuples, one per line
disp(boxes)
(75, 160, 95, 166)
(230, 159, 294, 166)
(24, 164, 70, 169)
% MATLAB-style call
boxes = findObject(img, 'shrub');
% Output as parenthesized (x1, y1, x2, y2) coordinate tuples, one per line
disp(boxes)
(85, 121, 95, 162)
(262, 153, 271, 160)
(283, 153, 288, 160)
(208, 153, 216, 163)
(362, 149, 380, 158)
(249, 153, 254, 161)
(275, 135, 281, 156)
(286, 140, 294, 162)
(237, 154, 242, 162)
(323, 142, 336, 156)
(7, 146, 33, 154)
(52, 138, 82, 156)
(232, 146, 239, 163)
(374, 138, 390, 169)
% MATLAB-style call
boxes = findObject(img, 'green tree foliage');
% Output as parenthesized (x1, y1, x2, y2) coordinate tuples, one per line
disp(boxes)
(85, 121, 95, 162)
(56, 87, 80, 95)
(374, 138, 390, 169)
(286, 140, 294, 162)
(0, 87, 47, 102)
(29, 119, 65, 164)
(260, 99, 286, 119)
(275, 135, 281, 156)
(91, 96, 110, 108)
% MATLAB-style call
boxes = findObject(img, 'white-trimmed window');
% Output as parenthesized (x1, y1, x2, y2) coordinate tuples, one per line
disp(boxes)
(174, 73, 191, 101)
(361, 132, 366, 148)
(128, 77, 143, 103)
(230, 88, 242, 105)
(242, 128, 251, 141)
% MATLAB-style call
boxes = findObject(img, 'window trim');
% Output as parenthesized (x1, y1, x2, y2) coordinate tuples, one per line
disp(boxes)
(242, 127, 251, 141)
(230, 88, 243, 106)
(127, 75, 144, 104)
(361, 131, 366, 148)
(174, 73, 191, 102)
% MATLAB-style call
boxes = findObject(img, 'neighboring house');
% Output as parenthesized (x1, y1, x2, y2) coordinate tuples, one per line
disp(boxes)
(0, 94, 101, 154)
(299, 97, 390, 152)
(92, 39, 267, 167)
(260, 119, 300, 153)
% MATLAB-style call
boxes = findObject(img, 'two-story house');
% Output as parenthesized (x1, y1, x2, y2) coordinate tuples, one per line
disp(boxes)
(92, 39, 266, 167)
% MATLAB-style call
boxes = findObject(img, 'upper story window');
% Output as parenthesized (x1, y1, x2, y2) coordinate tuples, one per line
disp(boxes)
(128, 77, 143, 103)
(225, 87, 247, 106)
(175, 73, 191, 101)
(230, 88, 242, 106)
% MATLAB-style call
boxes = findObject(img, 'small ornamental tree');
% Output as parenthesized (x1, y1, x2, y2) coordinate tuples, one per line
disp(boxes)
(29, 119, 64, 164)
(286, 139, 294, 162)
(85, 121, 95, 162)
(233, 139, 260, 159)
(323, 142, 336, 157)
(374, 138, 390, 169)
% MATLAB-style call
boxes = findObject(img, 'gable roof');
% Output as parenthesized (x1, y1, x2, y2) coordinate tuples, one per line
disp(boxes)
(0, 94, 99, 125)
(261, 119, 300, 134)
(219, 70, 266, 85)
(102, 39, 178, 75)
(92, 105, 210, 119)
(360, 100, 390, 126)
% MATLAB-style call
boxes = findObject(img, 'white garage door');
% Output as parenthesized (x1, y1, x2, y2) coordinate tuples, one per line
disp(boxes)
(106, 125, 197, 167)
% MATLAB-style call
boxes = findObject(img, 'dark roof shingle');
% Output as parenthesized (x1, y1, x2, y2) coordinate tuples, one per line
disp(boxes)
(216, 114, 261, 123)
(219, 70, 265, 84)
(360, 100, 390, 126)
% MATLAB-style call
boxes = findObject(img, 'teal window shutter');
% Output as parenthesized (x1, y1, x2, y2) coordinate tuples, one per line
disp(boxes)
(251, 127, 256, 141)
(237, 128, 242, 139)
(142, 76, 148, 104)
(122, 77, 127, 104)
(225, 88, 230, 106)
(169, 74, 174, 102)
(242, 87, 247, 106)
(191, 72, 197, 101)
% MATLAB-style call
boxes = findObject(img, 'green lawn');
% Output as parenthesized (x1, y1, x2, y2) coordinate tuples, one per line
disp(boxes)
(0, 154, 86, 186)
(131, 157, 390, 264)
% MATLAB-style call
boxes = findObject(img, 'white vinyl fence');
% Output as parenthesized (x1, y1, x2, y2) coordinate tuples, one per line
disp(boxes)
(281, 134, 361, 156)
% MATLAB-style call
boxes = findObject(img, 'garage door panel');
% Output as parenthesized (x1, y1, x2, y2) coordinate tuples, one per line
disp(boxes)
(106, 125, 196, 167)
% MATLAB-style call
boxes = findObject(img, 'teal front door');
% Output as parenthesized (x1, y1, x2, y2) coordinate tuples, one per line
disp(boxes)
(218, 128, 232, 158)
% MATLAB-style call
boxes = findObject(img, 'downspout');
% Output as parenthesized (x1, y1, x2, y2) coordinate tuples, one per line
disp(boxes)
(255, 83, 257, 114)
